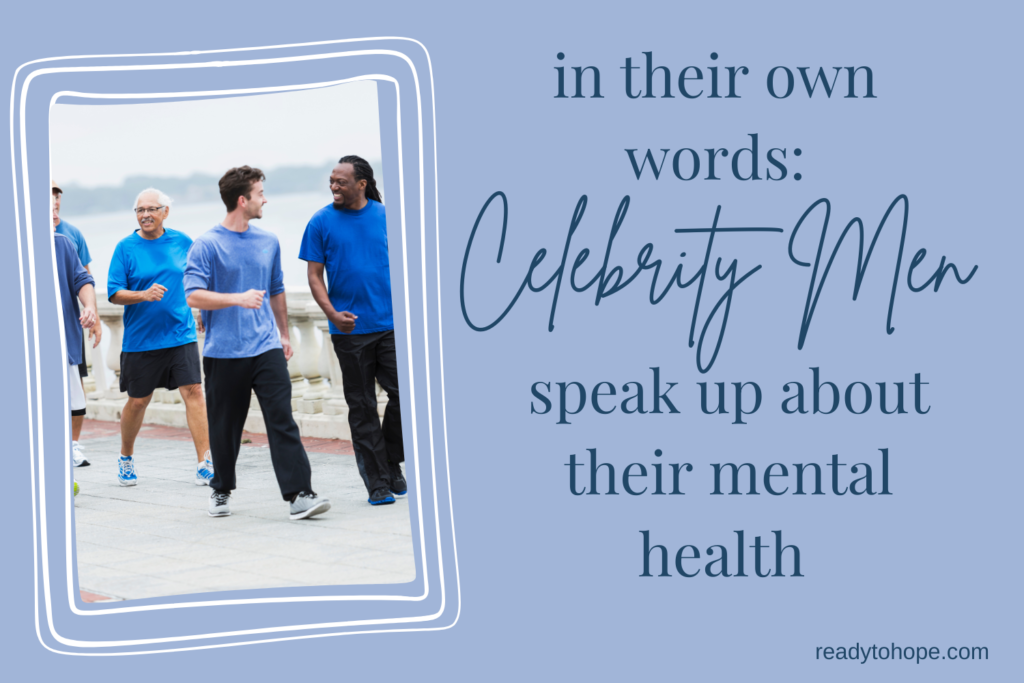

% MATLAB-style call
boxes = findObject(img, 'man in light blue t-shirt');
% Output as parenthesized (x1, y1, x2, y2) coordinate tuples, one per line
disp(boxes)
(107, 188, 212, 488)
(300, 155, 404, 507)
(186, 166, 329, 521)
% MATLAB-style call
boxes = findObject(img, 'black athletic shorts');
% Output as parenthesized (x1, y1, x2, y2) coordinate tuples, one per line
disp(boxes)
(120, 342, 202, 398)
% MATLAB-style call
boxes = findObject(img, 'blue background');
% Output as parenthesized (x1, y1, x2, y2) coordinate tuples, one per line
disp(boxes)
(1, 1, 1019, 680)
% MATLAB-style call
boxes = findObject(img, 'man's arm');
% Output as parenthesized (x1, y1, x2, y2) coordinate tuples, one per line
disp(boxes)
(306, 261, 357, 333)
(186, 289, 264, 311)
(110, 284, 167, 305)
(269, 291, 293, 360)
(77, 283, 102, 347)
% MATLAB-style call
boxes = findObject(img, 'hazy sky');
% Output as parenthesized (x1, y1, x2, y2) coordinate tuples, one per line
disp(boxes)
(50, 80, 381, 187)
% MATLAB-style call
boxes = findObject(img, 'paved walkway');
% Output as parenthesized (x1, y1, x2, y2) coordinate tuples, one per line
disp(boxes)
(74, 420, 414, 602)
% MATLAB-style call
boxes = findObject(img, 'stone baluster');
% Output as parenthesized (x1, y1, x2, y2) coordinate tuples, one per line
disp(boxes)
(98, 306, 127, 400)
(289, 304, 327, 413)
(87, 321, 108, 397)
(316, 319, 348, 417)
(284, 320, 305, 412)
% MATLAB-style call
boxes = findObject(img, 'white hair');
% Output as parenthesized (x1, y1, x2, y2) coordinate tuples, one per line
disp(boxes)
(134, 187, 173, 209)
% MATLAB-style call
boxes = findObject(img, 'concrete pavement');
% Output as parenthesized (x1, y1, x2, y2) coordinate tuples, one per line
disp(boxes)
(74, 420, 414, 602)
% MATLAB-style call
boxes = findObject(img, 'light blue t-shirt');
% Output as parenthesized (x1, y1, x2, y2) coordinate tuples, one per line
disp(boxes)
(298, 200, 394, 335)
(107, 228, 197, 353)
(183, 224, 285, 359)
(55, 219, 92, 267)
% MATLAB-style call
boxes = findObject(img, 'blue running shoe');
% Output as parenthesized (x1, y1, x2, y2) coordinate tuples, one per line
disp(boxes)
(195, 459, 214, 486)
(118, 455, 137, 486)
(368, 487, 395, 505)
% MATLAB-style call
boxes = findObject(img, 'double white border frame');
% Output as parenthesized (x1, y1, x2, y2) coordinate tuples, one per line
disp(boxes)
(10, 37, 459, 655)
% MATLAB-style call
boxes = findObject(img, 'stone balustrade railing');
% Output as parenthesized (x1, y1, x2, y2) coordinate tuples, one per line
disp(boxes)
(86, 288, 382, 441)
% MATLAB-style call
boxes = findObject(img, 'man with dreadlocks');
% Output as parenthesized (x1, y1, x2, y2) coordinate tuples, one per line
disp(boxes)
(300, 155, 405, 506)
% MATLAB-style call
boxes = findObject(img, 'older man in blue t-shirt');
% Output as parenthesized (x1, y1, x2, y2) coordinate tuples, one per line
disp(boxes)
(300, 155, 405, 507)
(108, 188, 212, 487)
(186, 166, 329, 521)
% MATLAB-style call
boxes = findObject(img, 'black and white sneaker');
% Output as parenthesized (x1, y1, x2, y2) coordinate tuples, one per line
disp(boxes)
(208, 490, 231, 517)
(289, 491, 331, 520)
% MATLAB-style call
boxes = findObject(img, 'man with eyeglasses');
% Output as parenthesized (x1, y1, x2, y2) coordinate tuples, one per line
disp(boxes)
(107, 188, 213, 487)
(53, 180, 95, 468)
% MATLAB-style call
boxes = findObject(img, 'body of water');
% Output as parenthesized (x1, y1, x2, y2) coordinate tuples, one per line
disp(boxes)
(69, 191, 333, 292)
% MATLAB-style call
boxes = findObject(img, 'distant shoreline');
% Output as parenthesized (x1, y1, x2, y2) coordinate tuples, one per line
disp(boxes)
(59, 159, 383, 216)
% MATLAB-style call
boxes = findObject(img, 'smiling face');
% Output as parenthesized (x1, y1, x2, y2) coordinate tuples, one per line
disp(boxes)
(330, 163, 366, 209)
(241, 180, 267, 220)
(135, 191, 169, 238)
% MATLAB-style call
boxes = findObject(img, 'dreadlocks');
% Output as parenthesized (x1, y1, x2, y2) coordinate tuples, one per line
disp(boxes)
(338, 155, 382, 204)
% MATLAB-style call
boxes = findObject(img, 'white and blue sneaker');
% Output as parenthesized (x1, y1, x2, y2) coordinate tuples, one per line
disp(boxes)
(117, 455, 137, 486)
(196, 459, 214, 486)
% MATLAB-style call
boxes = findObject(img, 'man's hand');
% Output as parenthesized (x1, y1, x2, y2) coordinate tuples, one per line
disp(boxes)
(331, 310, 358, 334)
(80, 306, 101, 347)
(142, 283, 167, 302)
(237, 289, 266, 309)
(194, 310, 205, 334)
(281, 335, 293, 361)
(88, 321, 102, 347)
(79, 306, 96, 330)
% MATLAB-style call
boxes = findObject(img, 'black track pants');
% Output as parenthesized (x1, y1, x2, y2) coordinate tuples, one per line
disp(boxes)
(204, 348, 313, 501)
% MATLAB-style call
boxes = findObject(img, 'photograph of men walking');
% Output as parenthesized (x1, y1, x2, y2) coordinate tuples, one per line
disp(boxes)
(53, 82, 415, 599)
(301, 156, 405, 506)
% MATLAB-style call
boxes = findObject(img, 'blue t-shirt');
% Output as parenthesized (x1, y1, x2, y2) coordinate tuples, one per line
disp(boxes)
(54, 233, 94, 365)
(183, 224, 285, 359)
(55, 219, 91, 267)
(107, 228, 197, 352)
(298, 200, 394, 335)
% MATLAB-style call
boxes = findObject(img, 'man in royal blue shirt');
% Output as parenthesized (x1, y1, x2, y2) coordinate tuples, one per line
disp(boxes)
(186, 166, 329, 521)
(300, 155, 405, 506)
(107, 188, 212, 487)
(53, 180, 94, 467)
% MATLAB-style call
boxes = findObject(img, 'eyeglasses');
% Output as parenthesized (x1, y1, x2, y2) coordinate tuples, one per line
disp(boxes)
(135, 206, 166, 215)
